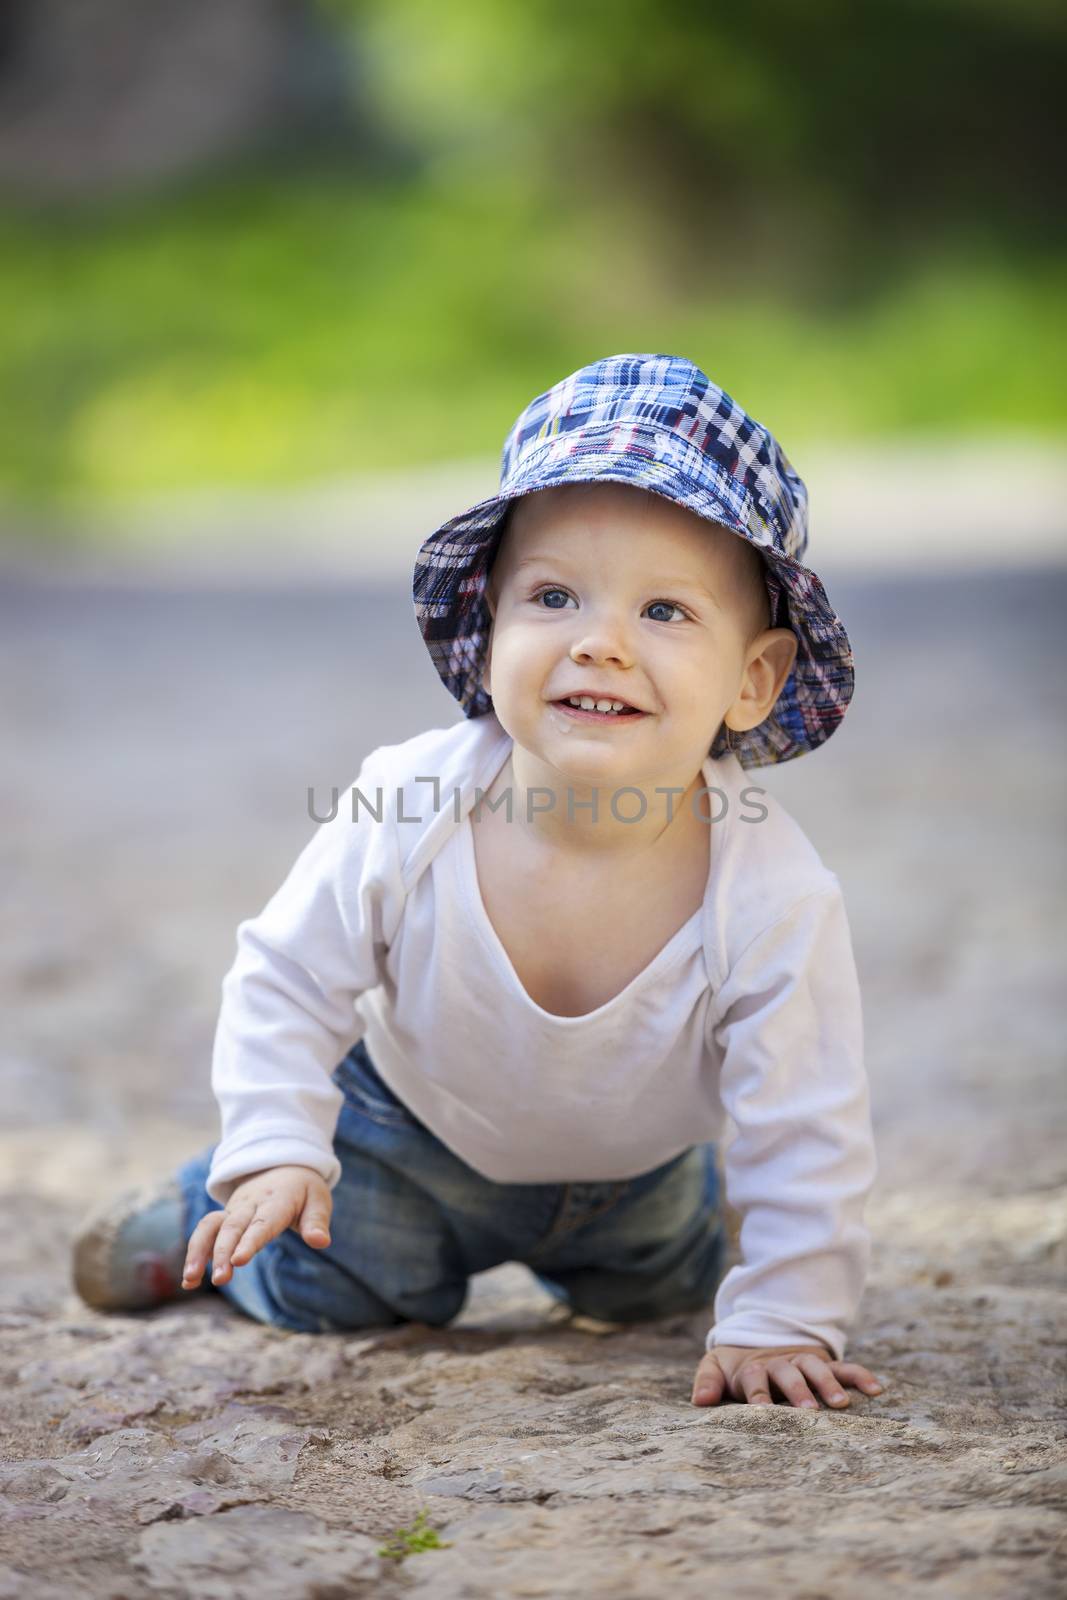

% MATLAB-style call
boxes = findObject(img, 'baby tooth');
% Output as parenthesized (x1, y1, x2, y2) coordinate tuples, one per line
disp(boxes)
(564, 695, 628, 713)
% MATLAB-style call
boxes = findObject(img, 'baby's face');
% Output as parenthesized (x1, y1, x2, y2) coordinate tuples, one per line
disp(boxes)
(482, 481, 772, 787)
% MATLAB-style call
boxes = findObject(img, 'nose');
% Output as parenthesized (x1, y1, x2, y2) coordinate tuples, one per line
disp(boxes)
(568, 610, 634, 670)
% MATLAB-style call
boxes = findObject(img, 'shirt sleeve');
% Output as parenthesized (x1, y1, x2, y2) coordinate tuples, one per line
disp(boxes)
(205, 751, 400, 1205)
(704, 882, 877, 1362)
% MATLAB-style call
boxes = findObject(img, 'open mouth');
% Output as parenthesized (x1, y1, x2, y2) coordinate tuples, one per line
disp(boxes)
(551, 696, 648, 721)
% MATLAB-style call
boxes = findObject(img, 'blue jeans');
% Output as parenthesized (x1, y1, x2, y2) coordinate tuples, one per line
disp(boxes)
(176, 1037, 727, 1335)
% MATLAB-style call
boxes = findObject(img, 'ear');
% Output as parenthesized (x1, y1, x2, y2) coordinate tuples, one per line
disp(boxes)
(723, 627, 798, 735)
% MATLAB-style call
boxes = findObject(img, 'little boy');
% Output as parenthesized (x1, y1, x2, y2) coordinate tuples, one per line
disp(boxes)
(73, 353, 884, 1412)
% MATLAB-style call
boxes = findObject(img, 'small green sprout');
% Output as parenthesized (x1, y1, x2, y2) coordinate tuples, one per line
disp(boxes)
(378, 1508, 453, 1562)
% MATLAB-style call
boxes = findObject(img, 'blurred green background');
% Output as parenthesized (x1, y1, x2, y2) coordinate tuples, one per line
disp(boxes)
(0, 0, 1063, 515)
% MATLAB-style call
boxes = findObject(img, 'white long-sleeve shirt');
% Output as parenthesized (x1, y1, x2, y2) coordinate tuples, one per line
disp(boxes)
(206, 711, 877, 1360)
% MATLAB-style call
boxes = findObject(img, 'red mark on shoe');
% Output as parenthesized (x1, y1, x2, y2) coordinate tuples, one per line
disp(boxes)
(137, 1256, 179, 1300)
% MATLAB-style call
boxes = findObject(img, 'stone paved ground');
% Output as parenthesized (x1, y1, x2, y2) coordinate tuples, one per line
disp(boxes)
(1, 559, 1064, 1598)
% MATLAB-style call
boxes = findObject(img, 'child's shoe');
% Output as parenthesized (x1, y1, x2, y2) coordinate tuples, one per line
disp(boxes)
(71, 1177, 196, 1311)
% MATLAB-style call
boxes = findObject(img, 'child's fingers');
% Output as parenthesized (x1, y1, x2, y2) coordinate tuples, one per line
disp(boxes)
(791, 1354, 883, 1405)
(691, 1355, 726, 1406)
(830, 1360, 885, 1396)
(734, 1362, 775, 1406)
(228, 1209, 287, 1268)
(764, 1358, 823, 1409)
(297, 1192, 332, 1248)
(180, 1175, 335, 1290)
(228, 1186, 331, 1266)
(181, 1209, 227, 1289)
(789, 1354, 853, 1407)
(689, 1348, 886, 1412)
(202, 1198, 269, 1286)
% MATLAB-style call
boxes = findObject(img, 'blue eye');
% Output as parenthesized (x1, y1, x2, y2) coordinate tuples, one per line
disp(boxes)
(530, 587, 689, 622)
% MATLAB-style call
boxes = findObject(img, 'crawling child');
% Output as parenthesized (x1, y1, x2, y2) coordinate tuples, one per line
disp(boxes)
(73, 352, 885, 1412)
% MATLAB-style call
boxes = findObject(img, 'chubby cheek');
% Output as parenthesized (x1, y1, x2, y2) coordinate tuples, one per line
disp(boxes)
(488, 628, 556, 699)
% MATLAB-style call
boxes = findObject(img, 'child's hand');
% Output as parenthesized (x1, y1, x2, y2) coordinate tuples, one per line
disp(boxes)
(181, 1165, 333, 1290)
(690, 1344, 884, 1410)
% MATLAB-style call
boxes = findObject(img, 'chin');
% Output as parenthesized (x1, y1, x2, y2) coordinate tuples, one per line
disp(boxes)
(539, 735, 642, 780)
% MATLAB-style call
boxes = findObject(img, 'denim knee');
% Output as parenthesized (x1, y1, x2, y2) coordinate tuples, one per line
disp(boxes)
(525, 1146, 725, 1324)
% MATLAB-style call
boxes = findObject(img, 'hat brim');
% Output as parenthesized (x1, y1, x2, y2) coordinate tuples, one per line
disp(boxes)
(412, 463, 853, 770)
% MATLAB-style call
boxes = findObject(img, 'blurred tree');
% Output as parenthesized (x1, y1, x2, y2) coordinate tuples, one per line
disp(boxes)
(3, 0, 1060, 288)
(0, 0, 410, 200)
(329, 0, 1066, 298)
(0, 0, 1061, 505)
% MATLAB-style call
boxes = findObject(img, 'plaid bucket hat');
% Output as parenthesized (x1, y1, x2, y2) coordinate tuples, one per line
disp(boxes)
(412, 353, 854, 769)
